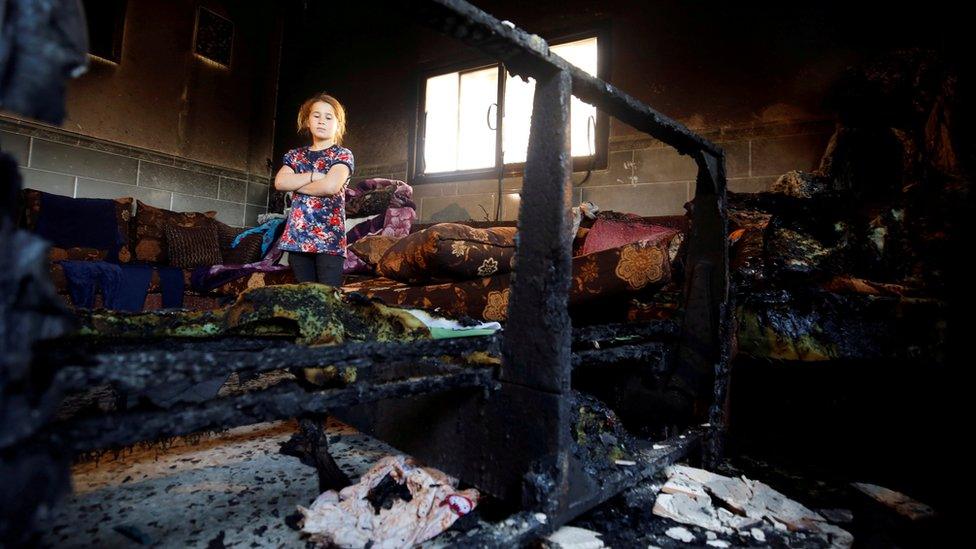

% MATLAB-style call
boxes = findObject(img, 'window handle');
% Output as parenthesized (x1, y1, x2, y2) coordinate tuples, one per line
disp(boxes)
(420, 111, 428, 173)
(487, 103, 498, 131)
(587, 114, 596, 156)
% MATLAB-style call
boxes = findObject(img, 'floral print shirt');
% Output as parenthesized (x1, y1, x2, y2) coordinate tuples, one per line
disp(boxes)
(277, 145, 355, 255)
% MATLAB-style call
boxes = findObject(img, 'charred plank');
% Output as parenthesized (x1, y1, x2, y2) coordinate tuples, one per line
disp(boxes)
(571, 321, 681, 347)
(52, 335, 500, 392)
(572, 342, 672, 370)
(54, 368, 495, 454)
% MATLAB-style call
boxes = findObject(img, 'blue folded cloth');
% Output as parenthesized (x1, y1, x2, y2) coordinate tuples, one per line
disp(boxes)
(232, 217, 285, 255)
(105, 264, 153, 312)
(157, 266, 185, 309)
(60, 260, 122, 309)
(60, 261, 179, 311)
(35, 191, 125, 261)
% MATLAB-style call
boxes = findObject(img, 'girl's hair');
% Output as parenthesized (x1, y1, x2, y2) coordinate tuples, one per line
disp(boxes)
(296, 92, 347, 145)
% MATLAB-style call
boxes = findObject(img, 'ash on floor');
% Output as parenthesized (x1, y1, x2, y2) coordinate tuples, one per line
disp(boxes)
(42, 418, 399, 548)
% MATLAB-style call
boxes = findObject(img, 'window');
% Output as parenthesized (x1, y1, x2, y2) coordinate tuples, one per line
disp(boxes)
(193, 7, 234, 68)
(412, 34, 607, 182)
(82, 0, 127, 64)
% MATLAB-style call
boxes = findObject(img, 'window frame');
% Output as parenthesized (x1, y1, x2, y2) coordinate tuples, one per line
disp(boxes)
(408, 25, 610, 185)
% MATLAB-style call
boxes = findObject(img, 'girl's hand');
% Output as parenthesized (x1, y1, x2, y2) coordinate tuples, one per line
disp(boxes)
(300, 163, 351, 197)
(274, 166, 331, 192)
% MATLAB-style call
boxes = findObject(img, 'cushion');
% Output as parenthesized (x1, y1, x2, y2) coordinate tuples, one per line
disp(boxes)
(133, 200, 217, 264)
(215, 221, 264, 265)
(23, 189, 133, 262)
(348, 235, 400, 269)
(351, 238, 671, 321)
(580, 217, 678, 256)
(165, 223, 222, 268)
(377, 223, 517, 284)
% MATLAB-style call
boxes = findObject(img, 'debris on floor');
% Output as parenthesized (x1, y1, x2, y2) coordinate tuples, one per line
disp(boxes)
(852, 482, 936, 521)
(547, 525, 607, 548)
(664, 525, 696, 543)
(652, 465, 854, 547)
(298, 455, 479, 548)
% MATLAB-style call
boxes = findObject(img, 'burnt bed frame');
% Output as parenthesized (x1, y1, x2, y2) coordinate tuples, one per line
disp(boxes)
(0, 1, 730, 545)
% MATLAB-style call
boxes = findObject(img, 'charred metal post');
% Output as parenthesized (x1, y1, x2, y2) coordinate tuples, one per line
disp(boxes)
(682, 150, 731, 463)
(502, 68, 573, 392)
(500, 67, 574, 516)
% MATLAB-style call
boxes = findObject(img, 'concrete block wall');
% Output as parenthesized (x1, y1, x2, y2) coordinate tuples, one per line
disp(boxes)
(0, 117, 271, 227)
(361, 120, 835, 223)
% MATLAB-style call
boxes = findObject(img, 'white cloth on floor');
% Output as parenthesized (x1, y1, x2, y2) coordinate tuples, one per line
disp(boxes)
(299, 455, 479, 548)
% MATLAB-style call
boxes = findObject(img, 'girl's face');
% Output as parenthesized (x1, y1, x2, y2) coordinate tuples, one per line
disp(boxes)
(307, 101, 338, 143)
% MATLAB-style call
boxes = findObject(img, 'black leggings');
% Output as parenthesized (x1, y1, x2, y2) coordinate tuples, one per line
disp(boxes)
(289, 252, 344, 286)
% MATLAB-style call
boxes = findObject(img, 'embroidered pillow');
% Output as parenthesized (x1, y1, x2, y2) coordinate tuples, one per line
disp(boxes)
(215, 221, 263, 265)
(579, 217, 678, 256)
(165, 223, 222, 268)
(133, 200, 217, 264)
(378, 223, 516, 283)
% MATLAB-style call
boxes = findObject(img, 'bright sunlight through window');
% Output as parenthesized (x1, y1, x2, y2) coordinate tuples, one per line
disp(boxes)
(423, 37, 598, 174)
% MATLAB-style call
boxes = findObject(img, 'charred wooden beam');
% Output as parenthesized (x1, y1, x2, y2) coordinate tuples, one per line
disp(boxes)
(572, 342, 672, 370)
(501, 68, 574, 394)
(677, 152, 731, 396)
(280, 415, 351, 493)
(411, 0, 722, 157)
(53, 368, 495, 454)
(500, 67, 574, 520)
(52, 335, 500, 392)
(571, 320, 681, 347)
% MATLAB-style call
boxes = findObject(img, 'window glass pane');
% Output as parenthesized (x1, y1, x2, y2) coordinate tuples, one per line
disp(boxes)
(502, 36, 599, 163)
(554, 37, 599, 158)
(457, 66, 498, 170)
(503, 75, 534, 164)
(424, 72, 459, 173)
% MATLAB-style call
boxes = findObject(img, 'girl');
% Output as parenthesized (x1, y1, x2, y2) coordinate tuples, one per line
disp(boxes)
(275, 93, 355, 286)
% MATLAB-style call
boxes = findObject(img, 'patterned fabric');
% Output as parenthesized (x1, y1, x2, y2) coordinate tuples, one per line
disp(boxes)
(133, 201, 217, 264)
(342, 178, 417, 274)
(191, 235, 290, 293)
(48, 247, 109, 262)
(580, 217, 678, 256)
(278, 145, 355, 255)
(165, 223, 222, 268)
(216, 221, 264, 265)
(378, 223, 517, 284)
(208, 269, 297, 296)
(348, 235, 401, 269)
(21, 189, 133, 262)
(346, 239, 671, 321)
(346, 184, 396, 217)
